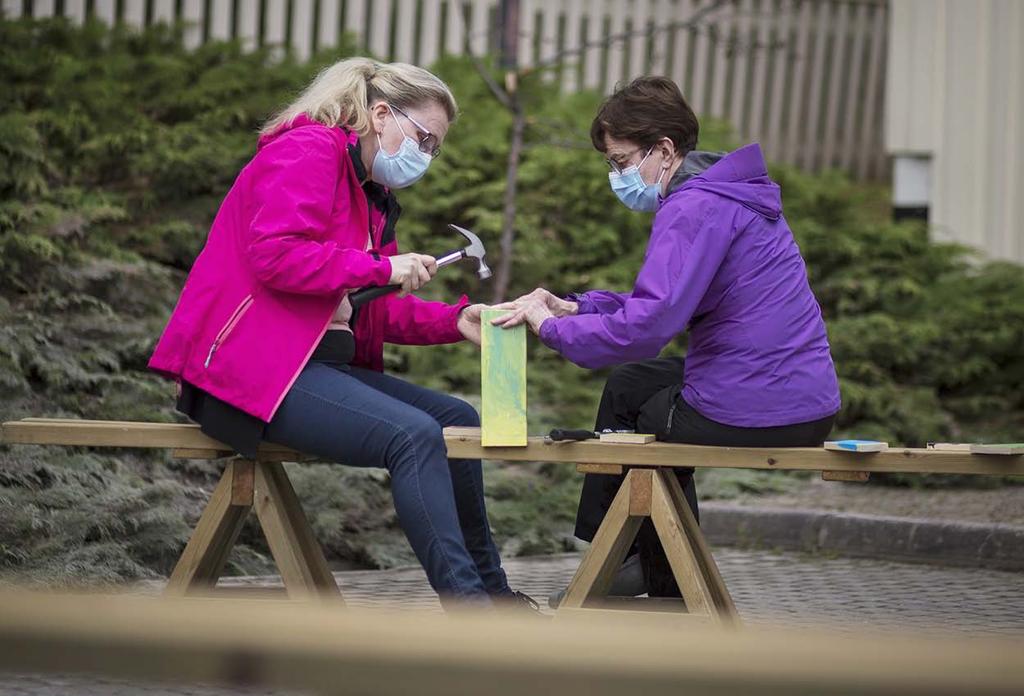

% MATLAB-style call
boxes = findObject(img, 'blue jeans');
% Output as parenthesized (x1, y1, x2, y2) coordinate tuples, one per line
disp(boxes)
(263, 360, 510, 605)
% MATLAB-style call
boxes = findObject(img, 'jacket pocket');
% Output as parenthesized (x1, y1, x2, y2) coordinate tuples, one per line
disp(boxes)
(204, 294, 254, 368)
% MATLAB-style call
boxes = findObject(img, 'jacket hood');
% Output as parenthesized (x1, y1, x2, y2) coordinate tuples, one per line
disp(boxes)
(667, 143, 782, 220)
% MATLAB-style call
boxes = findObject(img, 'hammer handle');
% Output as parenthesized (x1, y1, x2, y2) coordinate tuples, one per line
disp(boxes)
(348, 249, 464, 309)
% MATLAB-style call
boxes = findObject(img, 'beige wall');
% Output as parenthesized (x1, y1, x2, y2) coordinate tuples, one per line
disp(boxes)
(886, 0, 1024, 263)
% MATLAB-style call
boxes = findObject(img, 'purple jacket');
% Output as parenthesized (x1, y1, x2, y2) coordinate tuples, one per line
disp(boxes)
(539, 143, 840, 427)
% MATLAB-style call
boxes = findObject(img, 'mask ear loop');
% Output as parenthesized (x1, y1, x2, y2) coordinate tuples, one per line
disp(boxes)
(376, 104, 411, 158)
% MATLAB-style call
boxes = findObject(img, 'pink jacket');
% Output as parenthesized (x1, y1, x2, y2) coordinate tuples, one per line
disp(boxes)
(148, 116, 468, 422)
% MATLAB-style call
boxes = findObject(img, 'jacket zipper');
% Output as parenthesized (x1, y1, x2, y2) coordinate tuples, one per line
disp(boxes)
(204, 294, 254, 368)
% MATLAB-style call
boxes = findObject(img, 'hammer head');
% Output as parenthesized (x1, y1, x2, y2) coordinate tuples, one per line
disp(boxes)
(448, 224, 492, 279)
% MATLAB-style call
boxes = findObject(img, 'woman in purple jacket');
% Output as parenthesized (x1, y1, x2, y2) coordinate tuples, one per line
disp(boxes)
(495, 77, 841, 602)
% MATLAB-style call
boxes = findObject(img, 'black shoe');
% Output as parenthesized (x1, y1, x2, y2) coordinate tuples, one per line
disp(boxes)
(495, 590, 546, 616)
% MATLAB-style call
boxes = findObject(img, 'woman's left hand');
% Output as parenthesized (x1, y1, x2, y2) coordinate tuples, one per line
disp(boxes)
(457, 304, 488, 346)
(490, 297, 555, 336)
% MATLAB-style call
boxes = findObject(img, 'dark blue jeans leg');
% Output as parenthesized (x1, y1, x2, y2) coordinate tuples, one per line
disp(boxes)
(262, 362, 490, 605)
(347, 367, 511, 597)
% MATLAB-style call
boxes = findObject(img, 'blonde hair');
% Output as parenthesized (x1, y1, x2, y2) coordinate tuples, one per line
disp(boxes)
(261, 57, 458, 137)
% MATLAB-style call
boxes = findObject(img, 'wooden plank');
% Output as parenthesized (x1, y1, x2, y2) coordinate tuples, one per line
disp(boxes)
(649, 0, 673, 76)
(165, 462, 251, 597)
(800, 0, 830, 171)
(345, 0, 368, 51)
(441, 428, 1024, 477)
(93, 0, 116, 24)
(628, 468, 653, 516)
(672, 0, 694, 94)
(839, 0, 869, 172)
(561, 0, 584, 91)
(657, 470, 739, 621)
(2, 590, 1024, 696)
(604, 0, 627, 90)
(31, 0, 54, 18)
(538, 0, 559, 80)
(971, 444, 1024, 456)
(764, 0, 791, 162)
(560, 471, 642, 608)
(236, 0, 261, 50)
(369, 0, 391, 58)
(688, 0, 710, 110)
(290, 0, 315, 60)
(928, 443, 973, 453)
(264, 0, 289, 53)
(208, 0, 232, 40)
(783, 0, 812, 165)
(480, 309, 527, 447)
(62, 0, 87, 23)
(857, 1, 886, 179)
(445, 0, 464, 56)
(151, 0, 175, 25)
(318, 0, 341, 50)
(728, 0, 752, 133)
(744, 0, 771, 144)
(419, 0, 442, 65)
(628, 0, 651, 79)
(181, 0, 204, 49)
(649, 470, 714, 617)
(231, 459, 255, 506)
(576, 463, 625, 475)
(582, 0, 604, 89)
(707, 0, 730, 118)
(599, 432, 655, 444)
(518, 0, 536, 68)
(394, 0, 417, 61)
(819, 0, 849, 170)
(470, 0, 491, 56)
(254, 462, 343, 601)
(821, 470, 870, 483)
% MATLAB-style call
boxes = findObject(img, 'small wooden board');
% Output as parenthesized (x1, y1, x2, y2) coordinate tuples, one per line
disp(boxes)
(480, 309, 527, 447)
(927, 443, 973, 452)
(825, 440, 889, 453)
(970, 443, 1024, 456)
(599, 432, 655, 445)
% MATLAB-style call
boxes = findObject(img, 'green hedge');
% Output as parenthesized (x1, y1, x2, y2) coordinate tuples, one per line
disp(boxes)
(1, 17, 1020, 584)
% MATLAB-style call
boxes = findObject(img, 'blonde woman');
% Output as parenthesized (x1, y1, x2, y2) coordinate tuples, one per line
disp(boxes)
(149, 59, 535, 610)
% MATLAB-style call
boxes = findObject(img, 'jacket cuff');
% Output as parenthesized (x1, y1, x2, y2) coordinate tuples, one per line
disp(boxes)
(373, 256, 393, 286)
(539, 316, 563, 352)
(439, 294, 471, 343)
(565, 292, 595, 315)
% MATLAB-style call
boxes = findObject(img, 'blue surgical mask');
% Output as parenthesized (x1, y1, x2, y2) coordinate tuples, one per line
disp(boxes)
(372, 106, 432, 189)
(608, 147, 664, 212)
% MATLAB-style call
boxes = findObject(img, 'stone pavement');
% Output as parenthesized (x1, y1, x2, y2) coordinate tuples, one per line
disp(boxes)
(4, 548, 1023, 694)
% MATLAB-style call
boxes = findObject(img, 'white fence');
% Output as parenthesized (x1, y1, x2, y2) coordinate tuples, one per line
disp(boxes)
(3, 0, 889, 180)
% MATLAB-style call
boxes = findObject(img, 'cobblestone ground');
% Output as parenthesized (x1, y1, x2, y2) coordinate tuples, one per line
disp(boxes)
(4, 549, 1023, 695)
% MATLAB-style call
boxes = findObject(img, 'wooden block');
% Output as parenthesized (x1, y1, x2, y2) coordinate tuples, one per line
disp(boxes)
(599, 432, 656, 445)
(628, 468, 653, 517)
(822, 470, 871, 482)
(480, 309, 527, 447)
(576, 463, 625, 475)
(824, 440, 889, 453)
(970, 443, 1024, 456)
(927, 442, 973, 452)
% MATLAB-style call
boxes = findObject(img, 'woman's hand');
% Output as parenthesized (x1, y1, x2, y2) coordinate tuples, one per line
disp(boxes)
(510, 288, 578, 318)
(456, 304, 487, 346)
(490, 296, 556, 335)
(388, 253, 438, 296)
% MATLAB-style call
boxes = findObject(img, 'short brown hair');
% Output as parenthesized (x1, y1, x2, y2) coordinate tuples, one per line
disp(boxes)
(590, 76, 699, 156)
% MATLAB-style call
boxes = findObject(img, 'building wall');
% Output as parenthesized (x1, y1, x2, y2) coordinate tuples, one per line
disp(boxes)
(886, 0, 1024, 263)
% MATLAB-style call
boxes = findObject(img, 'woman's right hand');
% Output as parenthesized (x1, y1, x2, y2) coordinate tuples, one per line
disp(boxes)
(510, 287, 579, 318)
(388, 253, 438, 295)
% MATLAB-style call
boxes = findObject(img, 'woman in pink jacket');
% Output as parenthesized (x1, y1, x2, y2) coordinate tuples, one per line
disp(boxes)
(149, 58, 534, 610)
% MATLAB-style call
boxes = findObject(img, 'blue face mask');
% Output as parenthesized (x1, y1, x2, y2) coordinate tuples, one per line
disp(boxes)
(372, 105, 432, 189)
(608, 147, 664, 212)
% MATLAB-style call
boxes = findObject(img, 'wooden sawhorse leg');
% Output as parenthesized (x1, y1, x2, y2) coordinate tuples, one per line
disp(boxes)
(560, 467, 738, 625)
(165, 459, 343, 603)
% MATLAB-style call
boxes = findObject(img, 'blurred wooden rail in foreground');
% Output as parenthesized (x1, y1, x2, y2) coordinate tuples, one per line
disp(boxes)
(0, 590, 1021, 696)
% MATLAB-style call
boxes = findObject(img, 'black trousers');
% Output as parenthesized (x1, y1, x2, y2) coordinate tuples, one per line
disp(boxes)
(574, 357, 837, 597)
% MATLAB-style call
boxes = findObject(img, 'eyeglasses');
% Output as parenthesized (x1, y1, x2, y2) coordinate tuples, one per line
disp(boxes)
(606, 146, 653, 174)
(390, 104, 441, 158)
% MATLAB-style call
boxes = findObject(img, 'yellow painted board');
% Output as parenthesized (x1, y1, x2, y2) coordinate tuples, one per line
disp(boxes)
(481, 309, 527, 447)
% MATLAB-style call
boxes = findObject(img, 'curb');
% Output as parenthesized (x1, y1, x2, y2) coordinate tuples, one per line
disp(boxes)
(701, 503, 1024, 572)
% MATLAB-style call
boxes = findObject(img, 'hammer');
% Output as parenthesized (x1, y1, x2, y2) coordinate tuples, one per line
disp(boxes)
(348, 224, 490, 309)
